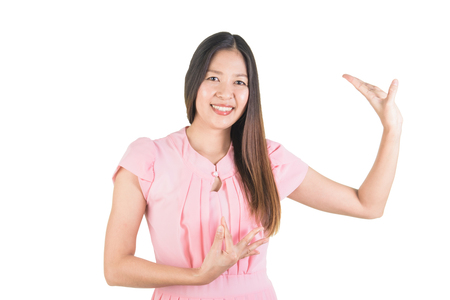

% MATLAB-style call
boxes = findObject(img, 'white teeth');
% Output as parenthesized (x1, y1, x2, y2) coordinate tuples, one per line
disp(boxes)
(212, 105, 233, 112)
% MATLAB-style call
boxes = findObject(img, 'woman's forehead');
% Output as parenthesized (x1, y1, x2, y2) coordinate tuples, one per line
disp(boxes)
(209, 49, 247, 74)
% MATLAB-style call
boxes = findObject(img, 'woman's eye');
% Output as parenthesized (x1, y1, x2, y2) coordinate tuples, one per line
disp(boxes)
(207, 76, 219, 81)
(236, 80, 247, 86)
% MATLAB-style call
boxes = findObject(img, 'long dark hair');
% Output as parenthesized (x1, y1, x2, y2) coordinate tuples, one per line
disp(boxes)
(185, 32, 281, 237)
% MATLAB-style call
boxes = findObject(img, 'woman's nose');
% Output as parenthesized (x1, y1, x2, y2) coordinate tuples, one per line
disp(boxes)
(216, 83, 233, 100)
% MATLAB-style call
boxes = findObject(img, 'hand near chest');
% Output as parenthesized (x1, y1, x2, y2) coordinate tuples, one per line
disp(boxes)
(194, 216, 269, 284)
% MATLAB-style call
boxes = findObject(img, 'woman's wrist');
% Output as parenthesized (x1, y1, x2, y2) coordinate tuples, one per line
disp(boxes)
(383, 124, 402, 138)
(191, 267, 211, 285)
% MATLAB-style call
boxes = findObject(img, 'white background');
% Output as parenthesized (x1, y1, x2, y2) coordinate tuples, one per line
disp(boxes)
(1, 0, 449, 299)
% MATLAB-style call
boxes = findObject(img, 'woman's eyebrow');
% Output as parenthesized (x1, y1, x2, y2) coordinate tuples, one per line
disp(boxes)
(207, 69, 248, 78)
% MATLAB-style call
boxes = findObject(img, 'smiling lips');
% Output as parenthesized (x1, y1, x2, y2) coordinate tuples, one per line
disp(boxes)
(211, 104, 234, 116)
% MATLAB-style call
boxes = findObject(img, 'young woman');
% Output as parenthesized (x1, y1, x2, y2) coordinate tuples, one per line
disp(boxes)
(104, 32, 402, 299)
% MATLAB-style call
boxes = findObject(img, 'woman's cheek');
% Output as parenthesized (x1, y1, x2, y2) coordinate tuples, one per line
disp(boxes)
(198, 85, 213, 101)
(238, 90, 249, 107)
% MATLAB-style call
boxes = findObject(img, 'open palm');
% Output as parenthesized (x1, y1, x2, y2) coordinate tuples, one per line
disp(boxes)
(343, 74, 403, 130)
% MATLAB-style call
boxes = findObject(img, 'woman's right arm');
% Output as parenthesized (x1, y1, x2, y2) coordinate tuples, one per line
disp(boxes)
(104, 167, 204, 288)
(104, 166, 268, 287)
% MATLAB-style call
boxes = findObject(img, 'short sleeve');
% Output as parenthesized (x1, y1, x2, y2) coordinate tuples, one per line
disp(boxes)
(112, 137, 156, 202)
(267, 139, 309, 201)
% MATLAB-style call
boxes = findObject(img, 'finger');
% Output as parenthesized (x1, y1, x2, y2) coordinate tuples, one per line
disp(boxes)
(238, 234, 267, 260)
(246, 237, 269, 254)
(372, 86, 388, 99)
(221, 217, 234, 252)
(343, 74, 391, 102)
(386, 79, 399, 102)
(342, 74, 364, 89)
(211, 225, 224, 251)
(343, 74, 372, 98)
(237, 226, 263, 249)
(241, 249, 260, 259)
(342, 73, 353, 83)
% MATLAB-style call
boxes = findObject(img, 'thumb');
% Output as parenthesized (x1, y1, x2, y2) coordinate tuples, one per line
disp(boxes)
(211, 225, 224, 250)
(387, 79, 399, 103)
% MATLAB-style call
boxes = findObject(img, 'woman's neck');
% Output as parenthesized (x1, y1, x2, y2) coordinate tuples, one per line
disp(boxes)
(186, 123, 231, 165)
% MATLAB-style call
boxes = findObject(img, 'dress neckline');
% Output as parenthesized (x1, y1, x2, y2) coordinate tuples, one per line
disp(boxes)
(178, 126, 236, 180)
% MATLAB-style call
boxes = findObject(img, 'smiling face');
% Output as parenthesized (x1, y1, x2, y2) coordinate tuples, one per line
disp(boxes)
(192, 49, 249, 131)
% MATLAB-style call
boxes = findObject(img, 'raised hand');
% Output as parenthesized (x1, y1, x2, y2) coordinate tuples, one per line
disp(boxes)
(342, 74, 403, 132)
(195, 216, 269, 285)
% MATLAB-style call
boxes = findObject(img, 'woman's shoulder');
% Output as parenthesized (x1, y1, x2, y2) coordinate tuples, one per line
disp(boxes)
(129, 127, 185, 147)
(112, 128, 186, 183)
(265, 138, 284, 156)
(265, 138, 306, 166)
(127, 136, 154, 148)
(124, 127, 187, 159)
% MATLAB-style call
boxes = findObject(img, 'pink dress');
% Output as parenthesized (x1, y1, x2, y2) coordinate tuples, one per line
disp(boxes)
(112, 126, 309, 300)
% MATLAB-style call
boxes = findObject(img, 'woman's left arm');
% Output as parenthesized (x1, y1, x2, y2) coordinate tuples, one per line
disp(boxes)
(287, 74, 403, 219)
